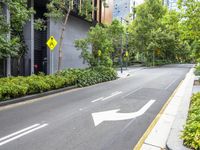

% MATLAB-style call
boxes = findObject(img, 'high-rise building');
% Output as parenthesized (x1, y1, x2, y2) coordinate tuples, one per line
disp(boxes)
(164, 0, 179, 10)
(113, 0, 144, 21)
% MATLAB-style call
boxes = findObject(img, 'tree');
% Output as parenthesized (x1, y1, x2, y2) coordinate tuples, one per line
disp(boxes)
(178, 0, 200, 41)
(75, 20, 125, 67)
(107, 20, 124, 62)
(75, 24, 113, 67)
(128, 0, 166, 65)
(0, 0, 33, 62)
(178, 0, 200, 62)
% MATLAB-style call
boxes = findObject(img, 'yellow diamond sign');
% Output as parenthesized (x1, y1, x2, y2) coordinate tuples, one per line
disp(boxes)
(98, 50, 102, 57)
(125, 51, 129, 57)
(47, 36, 57, 51)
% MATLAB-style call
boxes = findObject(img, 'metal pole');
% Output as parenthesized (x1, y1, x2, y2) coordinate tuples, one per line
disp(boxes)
(51, 51, 54, 74)
(30, 0, 34, 75)
(120, 17, 123, 73)
(126, 33, 128, 69)
(4, 4, 11, 77)
(154, 51, 155, 67)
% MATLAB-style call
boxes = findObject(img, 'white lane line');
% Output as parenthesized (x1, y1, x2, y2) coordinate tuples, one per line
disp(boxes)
(122, 87, 142, 98)
(0, 124, 40, 142)
(91, 97, 104, 103)
(0, 124, 48, 146)
(102, 91, 122, 101)
(165, 78, 178, 90)
(111, 91, 121, 95)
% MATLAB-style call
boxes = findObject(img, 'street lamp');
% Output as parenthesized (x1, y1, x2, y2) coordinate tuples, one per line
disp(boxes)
(125, 32, 129, 69)
(120, 17, 129, 73)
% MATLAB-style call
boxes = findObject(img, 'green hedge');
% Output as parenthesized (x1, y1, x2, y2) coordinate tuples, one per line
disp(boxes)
(76, 66, 117, 87)
(182, 92, 200, 150)
(194, 65, 200, 76)
(0, 66, 117, 101)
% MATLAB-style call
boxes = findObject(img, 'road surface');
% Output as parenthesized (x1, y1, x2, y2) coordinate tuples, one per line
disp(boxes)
(0, 64, 192, 150)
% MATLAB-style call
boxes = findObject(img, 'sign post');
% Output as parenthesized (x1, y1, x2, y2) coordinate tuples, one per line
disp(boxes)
(46, 36, 58, 74)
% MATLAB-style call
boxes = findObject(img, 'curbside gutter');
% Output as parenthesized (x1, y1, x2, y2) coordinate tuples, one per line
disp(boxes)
(0, 86, 76, 107)
(166, 69, 195, 150)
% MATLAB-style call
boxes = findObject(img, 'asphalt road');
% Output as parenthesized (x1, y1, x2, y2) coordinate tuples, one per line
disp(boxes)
(0, 64, 192, 150)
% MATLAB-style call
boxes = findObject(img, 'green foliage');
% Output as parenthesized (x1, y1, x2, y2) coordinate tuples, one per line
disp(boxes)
(0, 5, 9, 34)
(45, 0, 69, 19)
(0, 76, 28, 100)
(75, 20, 124, 67)
(194, 65, 200, 76)
(78, 0, 93, 21)
(178, 0, 200, 41)
(182, 92, 200, 150)
(34, 19, 47, 31)
(191, 40, 200, 62)
(0, 67, 117, 101)
(127, 0, 194, 65)
(76, 66, 117, 87)
(45, 0, 94, 21)
(127, 0, 167, 65)
(6, 0, 34, 33)
(0, 0, 34, 59)
(75, 39, 97, 67)
(0, 36, 21, 58)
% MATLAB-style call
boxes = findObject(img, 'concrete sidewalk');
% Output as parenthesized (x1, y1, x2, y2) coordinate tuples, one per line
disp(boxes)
(136, 68, 195, 150)
(117, 66, 145, 78)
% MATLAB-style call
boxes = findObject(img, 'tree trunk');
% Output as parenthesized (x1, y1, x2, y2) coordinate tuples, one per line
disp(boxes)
(57, 5, 71, 72)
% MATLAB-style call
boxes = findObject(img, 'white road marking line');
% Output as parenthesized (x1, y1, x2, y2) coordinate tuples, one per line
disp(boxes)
(0, 124, 40, 142)
(165, 78, 178, 89)
(122, 87, 142, 98)
(0, 124, 48, 146)
(102, 91, 122, 101)
(91, 97, 104, 103)
(111, 91, 121, 95)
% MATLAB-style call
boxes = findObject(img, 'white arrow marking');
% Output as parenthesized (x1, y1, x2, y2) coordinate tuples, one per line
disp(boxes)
(92, 100, 156, 126)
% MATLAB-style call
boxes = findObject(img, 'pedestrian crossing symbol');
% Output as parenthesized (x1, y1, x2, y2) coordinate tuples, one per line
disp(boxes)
(47, 36, 57, 51)
(98, 50, 102, 57)
(125, 51, 129, 57)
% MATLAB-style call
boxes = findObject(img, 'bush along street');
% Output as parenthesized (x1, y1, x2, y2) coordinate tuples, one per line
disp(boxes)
(0, 66, 117, 101)
(181, 92, 200, 150)
(194, 64, 200, 76)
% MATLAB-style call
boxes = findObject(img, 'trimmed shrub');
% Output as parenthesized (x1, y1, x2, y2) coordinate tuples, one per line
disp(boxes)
(182, 92, 200, 150)
(77, 66, 117, 87)
(0, 66, 117, 101)
(194, 65, 200, 76)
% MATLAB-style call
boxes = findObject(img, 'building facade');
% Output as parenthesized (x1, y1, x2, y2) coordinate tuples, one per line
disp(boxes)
(113, 0, 144, 21)
(164, 0, 178, 10)
(1, 0, 114, 77)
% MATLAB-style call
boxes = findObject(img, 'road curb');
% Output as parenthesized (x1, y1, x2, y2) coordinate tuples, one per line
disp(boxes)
(166, 69, 195, 150)
(134, 67, 194, 150)
(134, 80, 183, 150)
(0, 86, 76, 107)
